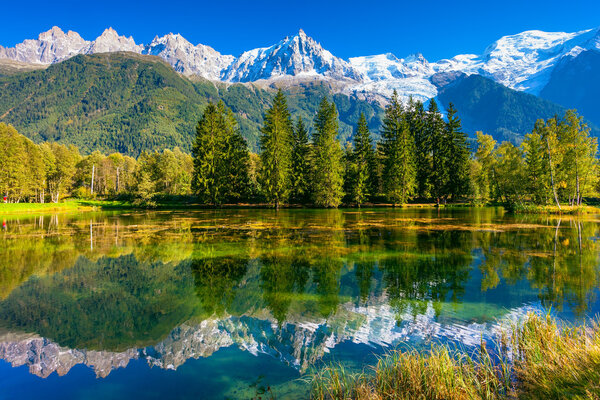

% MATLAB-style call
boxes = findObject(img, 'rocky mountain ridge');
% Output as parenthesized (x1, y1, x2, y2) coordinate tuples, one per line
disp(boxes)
(2, 26, 599, 102)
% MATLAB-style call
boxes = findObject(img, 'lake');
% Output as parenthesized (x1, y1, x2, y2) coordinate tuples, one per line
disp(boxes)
(0, 208, 598, 399)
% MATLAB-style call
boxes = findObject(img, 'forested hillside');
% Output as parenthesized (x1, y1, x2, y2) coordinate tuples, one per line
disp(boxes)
(540, 50, 600, 128)
(0, 52, 383, 156)
(436, 74, 600, 144)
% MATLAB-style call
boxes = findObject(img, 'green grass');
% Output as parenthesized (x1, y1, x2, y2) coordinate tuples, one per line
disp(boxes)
(0, 199, 135, 214)
(310, 313, 600, 400)
(0, 201, 86, 214)
(511, 204, 600, 215)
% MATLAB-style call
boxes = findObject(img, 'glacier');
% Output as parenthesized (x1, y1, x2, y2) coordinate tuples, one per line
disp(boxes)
(1, 25, 600, 102)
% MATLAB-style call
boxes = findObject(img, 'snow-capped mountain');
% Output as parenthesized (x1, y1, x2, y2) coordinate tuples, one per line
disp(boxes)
(445, 27, 600, 94)
(0, 26, 234, 81)
(221, 29, 362, 82)
(348, 27, 600, 101)
(1, 25, 600, 101)
(0, 300, 540, 379)
(144, 33, 234, 81)
(0, 26, 89, 64)
(82, 27, 143, 55)
(348, 53, 437, 102)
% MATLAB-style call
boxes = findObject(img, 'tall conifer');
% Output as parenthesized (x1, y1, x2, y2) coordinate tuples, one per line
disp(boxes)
(381, 91, 416, 205)
(259, 90, 293, 208)
(350, 113, 376, 206)
(312, 98, 345, 208)
(192, 101, 249, 205)
(445, 103, 470, 199)
(291, 116, 311, 204)
(407, 98, 430, 199)
(426, 99, 448, 205)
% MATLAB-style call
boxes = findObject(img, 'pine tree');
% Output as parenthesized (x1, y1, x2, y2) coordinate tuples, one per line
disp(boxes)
(291, 117, 311, 204)
(312, 98, 345, 208)
(407, 97, 430, 199)
(426, 99, 448, 205)
(445, 103, 470, 199)
(349, 113, 376, 206)
(192, 101, 249, 205)
(380, 91, 416, 205)
(522, 132, 549, 204)
(343, 141, 355, 204)
(219, 102, 250, 203)
(259, 90, 293, 208)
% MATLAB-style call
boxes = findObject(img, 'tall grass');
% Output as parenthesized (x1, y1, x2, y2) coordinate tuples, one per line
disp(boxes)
(311, 313, 600, 399)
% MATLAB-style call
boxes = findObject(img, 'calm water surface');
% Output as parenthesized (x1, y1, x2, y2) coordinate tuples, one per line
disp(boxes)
(0, 208, 599, 399)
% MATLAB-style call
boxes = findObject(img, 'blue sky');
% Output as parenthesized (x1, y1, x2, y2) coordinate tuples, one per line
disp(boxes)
(2, 0, 600, 61)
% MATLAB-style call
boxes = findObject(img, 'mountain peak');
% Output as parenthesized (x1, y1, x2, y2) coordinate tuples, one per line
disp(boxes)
(84, 27, 141, 55)
(405, 53, 428, 64)
(99, 27, 119, 38)
(144, 32, 233, 80)
(38, 26, 65, 40)
(222, 30, 362, 82)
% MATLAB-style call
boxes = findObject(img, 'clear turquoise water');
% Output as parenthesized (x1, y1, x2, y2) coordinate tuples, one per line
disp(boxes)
(0, 208, 598, 399)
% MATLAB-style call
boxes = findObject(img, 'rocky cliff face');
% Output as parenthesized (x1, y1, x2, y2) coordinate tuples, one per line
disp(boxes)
(0, 27, 89, 64)
(144, 33, 234, 80)
(221, 29, 362, 83)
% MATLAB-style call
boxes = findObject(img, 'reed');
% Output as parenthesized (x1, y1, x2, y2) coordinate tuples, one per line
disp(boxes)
(311, 313, 600, 399)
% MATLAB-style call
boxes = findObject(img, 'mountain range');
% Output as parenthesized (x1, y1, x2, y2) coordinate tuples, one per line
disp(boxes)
(0, 296, 536, 380)
(2, 26, 600, 101)
(1, 26, 599, 154)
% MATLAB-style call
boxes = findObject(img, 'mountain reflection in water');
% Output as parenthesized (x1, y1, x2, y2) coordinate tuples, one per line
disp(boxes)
(0, 208, 598, 394)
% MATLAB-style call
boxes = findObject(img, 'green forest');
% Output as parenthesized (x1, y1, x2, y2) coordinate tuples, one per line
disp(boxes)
(0, 53, 382, 155)
(0, 88, 596, 208)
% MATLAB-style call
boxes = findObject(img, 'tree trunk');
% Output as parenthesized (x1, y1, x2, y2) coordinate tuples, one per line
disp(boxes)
(91, 165, 95, 195)
(116, 167, 120, 193)
(575, 157, 581, 206)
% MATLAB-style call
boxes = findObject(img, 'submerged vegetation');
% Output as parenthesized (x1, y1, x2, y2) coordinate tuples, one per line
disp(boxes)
(311, 313, 600, 400)
(0, 208, 599, 397)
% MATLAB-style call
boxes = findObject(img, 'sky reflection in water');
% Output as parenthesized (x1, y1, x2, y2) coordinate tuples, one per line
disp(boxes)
(0, 208, 598, 399)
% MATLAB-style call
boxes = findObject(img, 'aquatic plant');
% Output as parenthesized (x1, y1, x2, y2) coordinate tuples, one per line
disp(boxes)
(311, 313, 600, 399)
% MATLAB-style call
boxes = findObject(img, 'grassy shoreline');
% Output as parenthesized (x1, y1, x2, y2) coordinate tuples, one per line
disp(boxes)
(310, 313, 600, 400)
(1, 199, 599, 216)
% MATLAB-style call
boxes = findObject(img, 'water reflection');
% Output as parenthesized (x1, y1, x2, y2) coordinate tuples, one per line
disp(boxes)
(0, 208, 598, 384)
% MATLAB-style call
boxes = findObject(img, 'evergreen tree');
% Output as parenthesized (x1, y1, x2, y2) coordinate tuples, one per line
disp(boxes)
(192, 101, 250, 205)
(380, 91, 416, 205)
(312, 98, 345, 208)
(350, 113, 376, 206)
(426, 99, 449, 204)
(343, 141, 355, 204)
(407, 97, 430, 199)
(259, 90, 293, 208)
(219, 102, 250, 203)
(445, 103, 470, 199)
(290, 117, 311, 204)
